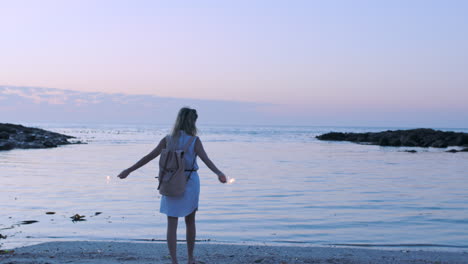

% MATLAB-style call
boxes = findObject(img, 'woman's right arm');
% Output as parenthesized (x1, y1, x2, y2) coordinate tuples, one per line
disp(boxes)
(118, 137, 167, 179)
(195, 137, 227, 183)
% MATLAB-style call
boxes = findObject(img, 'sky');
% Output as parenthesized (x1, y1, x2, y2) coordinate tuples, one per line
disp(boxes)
(1, 1, 467, 127)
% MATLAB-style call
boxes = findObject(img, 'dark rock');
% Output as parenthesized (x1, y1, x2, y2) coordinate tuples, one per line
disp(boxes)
(316, 132, 347, 141)
(379, 137, 390, 146)
(25, 135, 36, 142)
(388, 138, 401, 146)
(43, 141, 57, 148)
(0, 124, 16, 133)
(0, 131, 9, 139)
(70, 214, 86, 222)
(403, 150, 417, 153)
(20, 220, 39, 225)
(431, 140, 448, 148)
(404, 140, 417, 147)
(317, 128, 468, 149)
(0, 142, 15, 150)
(446, 148, 468, 153)
(0, 123, 82, 151)
(462, 135, 468, 145)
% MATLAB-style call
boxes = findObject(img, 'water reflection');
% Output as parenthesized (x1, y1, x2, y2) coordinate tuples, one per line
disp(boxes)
(1, 125, 468, 251)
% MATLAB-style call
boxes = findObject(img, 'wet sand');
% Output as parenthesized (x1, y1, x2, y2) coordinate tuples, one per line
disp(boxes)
(1, 241, 467, 264)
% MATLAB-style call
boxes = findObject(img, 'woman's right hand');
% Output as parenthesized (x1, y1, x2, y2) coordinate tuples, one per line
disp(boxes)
(218, 173, 227, 184)
(117, 169, 131, 179)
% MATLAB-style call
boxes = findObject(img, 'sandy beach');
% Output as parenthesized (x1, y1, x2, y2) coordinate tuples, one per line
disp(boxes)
(1, 241, 467, 264)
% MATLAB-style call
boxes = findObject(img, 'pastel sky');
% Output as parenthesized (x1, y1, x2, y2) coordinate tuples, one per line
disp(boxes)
(1, 1, 467, 126)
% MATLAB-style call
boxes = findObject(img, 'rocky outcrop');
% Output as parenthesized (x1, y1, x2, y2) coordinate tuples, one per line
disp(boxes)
(0, 123, 81, 151)
(316, 128, 468, 148)
(446, 148, 468, 153)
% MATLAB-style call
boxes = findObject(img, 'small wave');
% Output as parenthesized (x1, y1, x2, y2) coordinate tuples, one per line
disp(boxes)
(328, 243, 468, 248)
(132, 238, 212, 242)
(272, 240, 308, 244)
(261, 194, 304, 198)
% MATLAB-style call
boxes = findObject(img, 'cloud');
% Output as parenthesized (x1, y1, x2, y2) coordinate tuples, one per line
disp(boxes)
(0, 85, 276, 125)
(2, 85, 466, 127)
(0, 86, 68, 105)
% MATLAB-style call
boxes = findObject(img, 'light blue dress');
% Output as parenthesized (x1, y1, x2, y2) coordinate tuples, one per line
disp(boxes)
(160, 131, 200, 217)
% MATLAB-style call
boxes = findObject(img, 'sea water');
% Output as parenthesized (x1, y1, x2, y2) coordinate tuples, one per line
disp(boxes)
(1, 123, 468, 251)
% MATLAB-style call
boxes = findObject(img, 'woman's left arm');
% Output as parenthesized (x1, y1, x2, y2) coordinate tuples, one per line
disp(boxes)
(118, 137, 166, 179)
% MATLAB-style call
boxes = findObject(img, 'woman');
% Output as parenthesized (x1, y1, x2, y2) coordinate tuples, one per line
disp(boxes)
(117, 107, 227, 264)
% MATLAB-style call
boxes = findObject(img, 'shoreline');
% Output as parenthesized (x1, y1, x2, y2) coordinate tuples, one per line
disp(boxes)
(2, 238, 468, 253)
(1, 241, 468, 264)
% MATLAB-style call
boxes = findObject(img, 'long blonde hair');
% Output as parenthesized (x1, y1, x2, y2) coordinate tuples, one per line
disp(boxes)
(171, 107, 198, 138)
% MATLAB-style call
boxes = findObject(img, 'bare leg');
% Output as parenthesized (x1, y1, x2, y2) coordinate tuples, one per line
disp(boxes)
(167, 216, 179, 264)
(185, 210, 197, 264)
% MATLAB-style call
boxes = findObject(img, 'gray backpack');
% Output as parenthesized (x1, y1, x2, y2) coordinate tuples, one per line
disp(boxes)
(157, 135, 196, 197)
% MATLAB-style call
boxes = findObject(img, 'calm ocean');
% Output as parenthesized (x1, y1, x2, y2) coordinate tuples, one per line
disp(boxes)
(1, 123, 468, 251)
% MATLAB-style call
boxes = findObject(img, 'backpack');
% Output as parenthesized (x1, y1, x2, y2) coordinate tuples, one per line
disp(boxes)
(157, 135, 196, 197)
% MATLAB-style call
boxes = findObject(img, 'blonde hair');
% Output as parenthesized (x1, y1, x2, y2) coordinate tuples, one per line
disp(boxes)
(171, 107, 198, 138)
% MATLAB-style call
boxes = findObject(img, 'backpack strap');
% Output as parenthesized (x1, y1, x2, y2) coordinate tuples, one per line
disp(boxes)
(184, 136, 197, 181)
(165, 135, 170, 147)
(182, 136, 196, 152)
(186, 156, 197, 181)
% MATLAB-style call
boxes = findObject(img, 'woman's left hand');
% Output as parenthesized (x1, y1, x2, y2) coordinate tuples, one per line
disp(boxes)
(117, 169, 131, 179)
